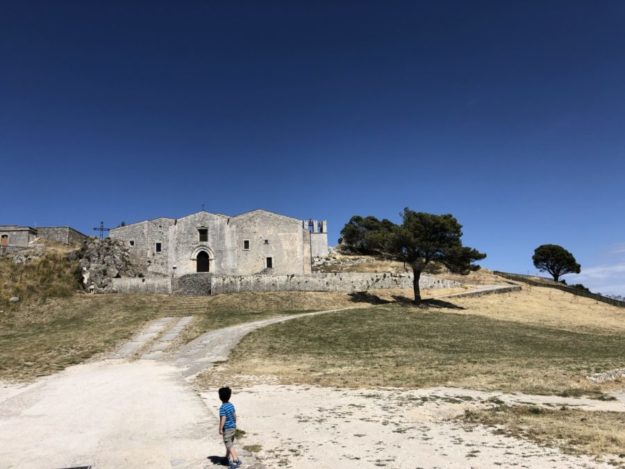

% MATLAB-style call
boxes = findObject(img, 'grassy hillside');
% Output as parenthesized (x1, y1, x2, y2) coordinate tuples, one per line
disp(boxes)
(0, 252, 81, 308)
(200, 285, 625, 398)
(0, 291, 360, 381)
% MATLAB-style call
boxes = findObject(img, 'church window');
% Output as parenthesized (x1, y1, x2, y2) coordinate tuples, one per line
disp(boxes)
(266, 257, 273, 269)
(155, 242, 162, 253)
(243, 240, 250, 250)
(129, 240, 134, 246)
(199, 229, 208, 242)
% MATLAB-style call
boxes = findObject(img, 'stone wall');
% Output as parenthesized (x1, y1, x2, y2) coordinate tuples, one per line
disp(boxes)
(111, 277, 172, 294)
(37, 226, 87, 245)
(209, 273, 459, 295)
(0, 227, 37, 248)
(109, 272, 461, 296)
(172, 273, 212, 296)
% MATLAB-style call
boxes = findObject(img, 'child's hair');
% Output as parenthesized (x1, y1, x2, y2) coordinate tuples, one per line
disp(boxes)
(218, 386, 232, 402)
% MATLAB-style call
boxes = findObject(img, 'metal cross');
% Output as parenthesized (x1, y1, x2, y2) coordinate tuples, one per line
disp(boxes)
(93, 221, 111, 240)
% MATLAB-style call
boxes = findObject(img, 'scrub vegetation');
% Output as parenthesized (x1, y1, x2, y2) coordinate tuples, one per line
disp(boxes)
(461, 405, 625, 460)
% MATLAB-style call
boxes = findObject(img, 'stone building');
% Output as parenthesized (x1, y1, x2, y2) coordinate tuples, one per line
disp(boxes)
(109, 209, 328, 277)
(0, 225, 38, 249)
(0, 225, 86, 251)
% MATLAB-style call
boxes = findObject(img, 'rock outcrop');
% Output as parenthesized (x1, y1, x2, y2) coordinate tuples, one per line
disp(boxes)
(72, 238, 146, 292)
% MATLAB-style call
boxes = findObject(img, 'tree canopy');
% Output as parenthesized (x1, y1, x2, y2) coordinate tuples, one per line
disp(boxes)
(339, 209, 486, 303)
(532, 244, 581, 282)
(339, 215, 395, 253)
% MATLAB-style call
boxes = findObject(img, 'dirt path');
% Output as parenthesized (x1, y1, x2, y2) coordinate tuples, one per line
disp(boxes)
(0, 360, 222, 469)
(206, 384, 617, 469)
(0, 307, 359, 469)
(1, 301, 622, 468)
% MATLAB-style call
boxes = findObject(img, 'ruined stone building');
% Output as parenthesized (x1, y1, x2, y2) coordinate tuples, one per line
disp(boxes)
(109, 210, 328, 277)
(0, 225, 87, 251)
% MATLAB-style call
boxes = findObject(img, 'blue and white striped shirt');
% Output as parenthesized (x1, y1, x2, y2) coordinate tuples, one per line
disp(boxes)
(219, 402, 236, 430)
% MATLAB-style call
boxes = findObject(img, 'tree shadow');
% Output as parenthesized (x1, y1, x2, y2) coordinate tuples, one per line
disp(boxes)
(391, 295, 465, 310)
(207, 455, 229, 466)
(348, 291, 391, 304)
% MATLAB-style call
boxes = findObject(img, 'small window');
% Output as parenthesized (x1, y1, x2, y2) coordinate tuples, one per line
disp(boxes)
(198, 228, 208, 242)
(243, 240, 250, 250)
(266, 257, 273, 269)
(264, 239, 269, 244)
(155, 242, 162, 253)
(129, 240, 135, 246)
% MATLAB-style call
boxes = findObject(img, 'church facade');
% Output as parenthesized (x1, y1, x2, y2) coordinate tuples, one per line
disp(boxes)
(109, 209, 328, 277)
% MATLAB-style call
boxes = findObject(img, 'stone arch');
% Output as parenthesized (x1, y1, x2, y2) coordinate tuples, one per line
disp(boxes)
(191, 246, 214, 273)
(0, 234, 8, 247)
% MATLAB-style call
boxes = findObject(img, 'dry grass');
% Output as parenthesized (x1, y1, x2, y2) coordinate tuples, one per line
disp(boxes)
(201, 291, 625, 396)
(448, 285, 625, 334)
(0, 291, 358, 382)
(0, 254, 81, 307)
(462, 405, 625, 461)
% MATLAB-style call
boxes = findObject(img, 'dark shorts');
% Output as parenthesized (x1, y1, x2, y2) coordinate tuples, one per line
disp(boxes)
(223, 428, 236, 449)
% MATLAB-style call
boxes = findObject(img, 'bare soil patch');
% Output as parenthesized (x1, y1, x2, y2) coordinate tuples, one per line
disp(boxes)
(199, 384, 612, 468)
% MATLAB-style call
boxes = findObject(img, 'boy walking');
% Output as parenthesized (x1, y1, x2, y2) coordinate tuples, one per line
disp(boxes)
(218, 386, 242, 469)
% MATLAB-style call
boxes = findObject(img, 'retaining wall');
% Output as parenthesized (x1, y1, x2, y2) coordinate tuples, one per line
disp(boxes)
(113, 272, 461, 296)
(111, 277, 172, 294)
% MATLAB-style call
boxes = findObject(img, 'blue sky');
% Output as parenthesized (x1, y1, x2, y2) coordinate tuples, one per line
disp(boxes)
(1, 1, 624, 295)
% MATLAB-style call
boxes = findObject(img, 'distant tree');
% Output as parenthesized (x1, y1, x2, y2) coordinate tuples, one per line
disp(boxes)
(340, 209, 486, 303)
(119, 221, 126, 227)
(570, 283, 591, 293)
(532, 244, 581, 282)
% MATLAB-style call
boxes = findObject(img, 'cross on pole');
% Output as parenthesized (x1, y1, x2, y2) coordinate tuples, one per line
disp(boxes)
(93, 221, 111, 240)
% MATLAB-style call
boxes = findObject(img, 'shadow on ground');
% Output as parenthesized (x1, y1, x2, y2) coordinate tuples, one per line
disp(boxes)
(208, 455, 229, 466)
(348, 291, 464, 310)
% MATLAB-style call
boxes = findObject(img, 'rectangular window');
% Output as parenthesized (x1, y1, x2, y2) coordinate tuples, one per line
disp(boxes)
(198, 229, 208, 242)
(266, 257, 273, 269)
(155, 242, 162, 253)
(243, 240, 250, 250)
(129, 240, 134, 246)
(264, 239, 269, 244)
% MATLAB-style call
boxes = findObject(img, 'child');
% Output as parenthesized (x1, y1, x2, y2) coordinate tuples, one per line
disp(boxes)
(218, 386, 242, 469)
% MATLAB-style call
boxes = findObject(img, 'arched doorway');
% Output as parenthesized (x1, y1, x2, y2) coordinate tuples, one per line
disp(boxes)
(196, 251, 209, 272)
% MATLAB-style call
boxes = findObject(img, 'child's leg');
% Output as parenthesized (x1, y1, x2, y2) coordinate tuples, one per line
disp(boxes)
(230, 446, 239, 462)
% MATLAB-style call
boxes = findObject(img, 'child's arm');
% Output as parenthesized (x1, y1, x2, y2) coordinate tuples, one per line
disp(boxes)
(219, 415, 226, 434)
(233, 411, 237, 425)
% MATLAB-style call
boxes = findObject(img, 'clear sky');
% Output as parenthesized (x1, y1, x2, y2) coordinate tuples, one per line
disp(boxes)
(1, 1, 624, 295)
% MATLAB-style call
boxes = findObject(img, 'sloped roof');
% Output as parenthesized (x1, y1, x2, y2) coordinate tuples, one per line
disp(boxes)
(231, 209, 302, 224)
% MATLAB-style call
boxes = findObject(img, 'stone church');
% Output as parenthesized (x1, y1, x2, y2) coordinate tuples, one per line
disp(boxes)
(109, 209, 328, 277)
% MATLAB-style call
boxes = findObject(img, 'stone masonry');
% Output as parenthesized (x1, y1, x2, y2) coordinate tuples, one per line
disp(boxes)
(109, 209, 329, 277)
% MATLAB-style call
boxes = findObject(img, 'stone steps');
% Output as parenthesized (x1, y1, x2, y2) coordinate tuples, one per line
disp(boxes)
(141, 316, 194, 360)
(112, 316, 193, 360)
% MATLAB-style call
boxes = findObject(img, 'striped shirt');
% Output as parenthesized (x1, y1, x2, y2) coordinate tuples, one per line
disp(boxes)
(219, 402, 236, 430)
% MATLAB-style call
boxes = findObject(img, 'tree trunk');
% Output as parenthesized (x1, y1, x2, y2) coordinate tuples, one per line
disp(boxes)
(412, 267, 422, 304)
(553, 273, 560, 283)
